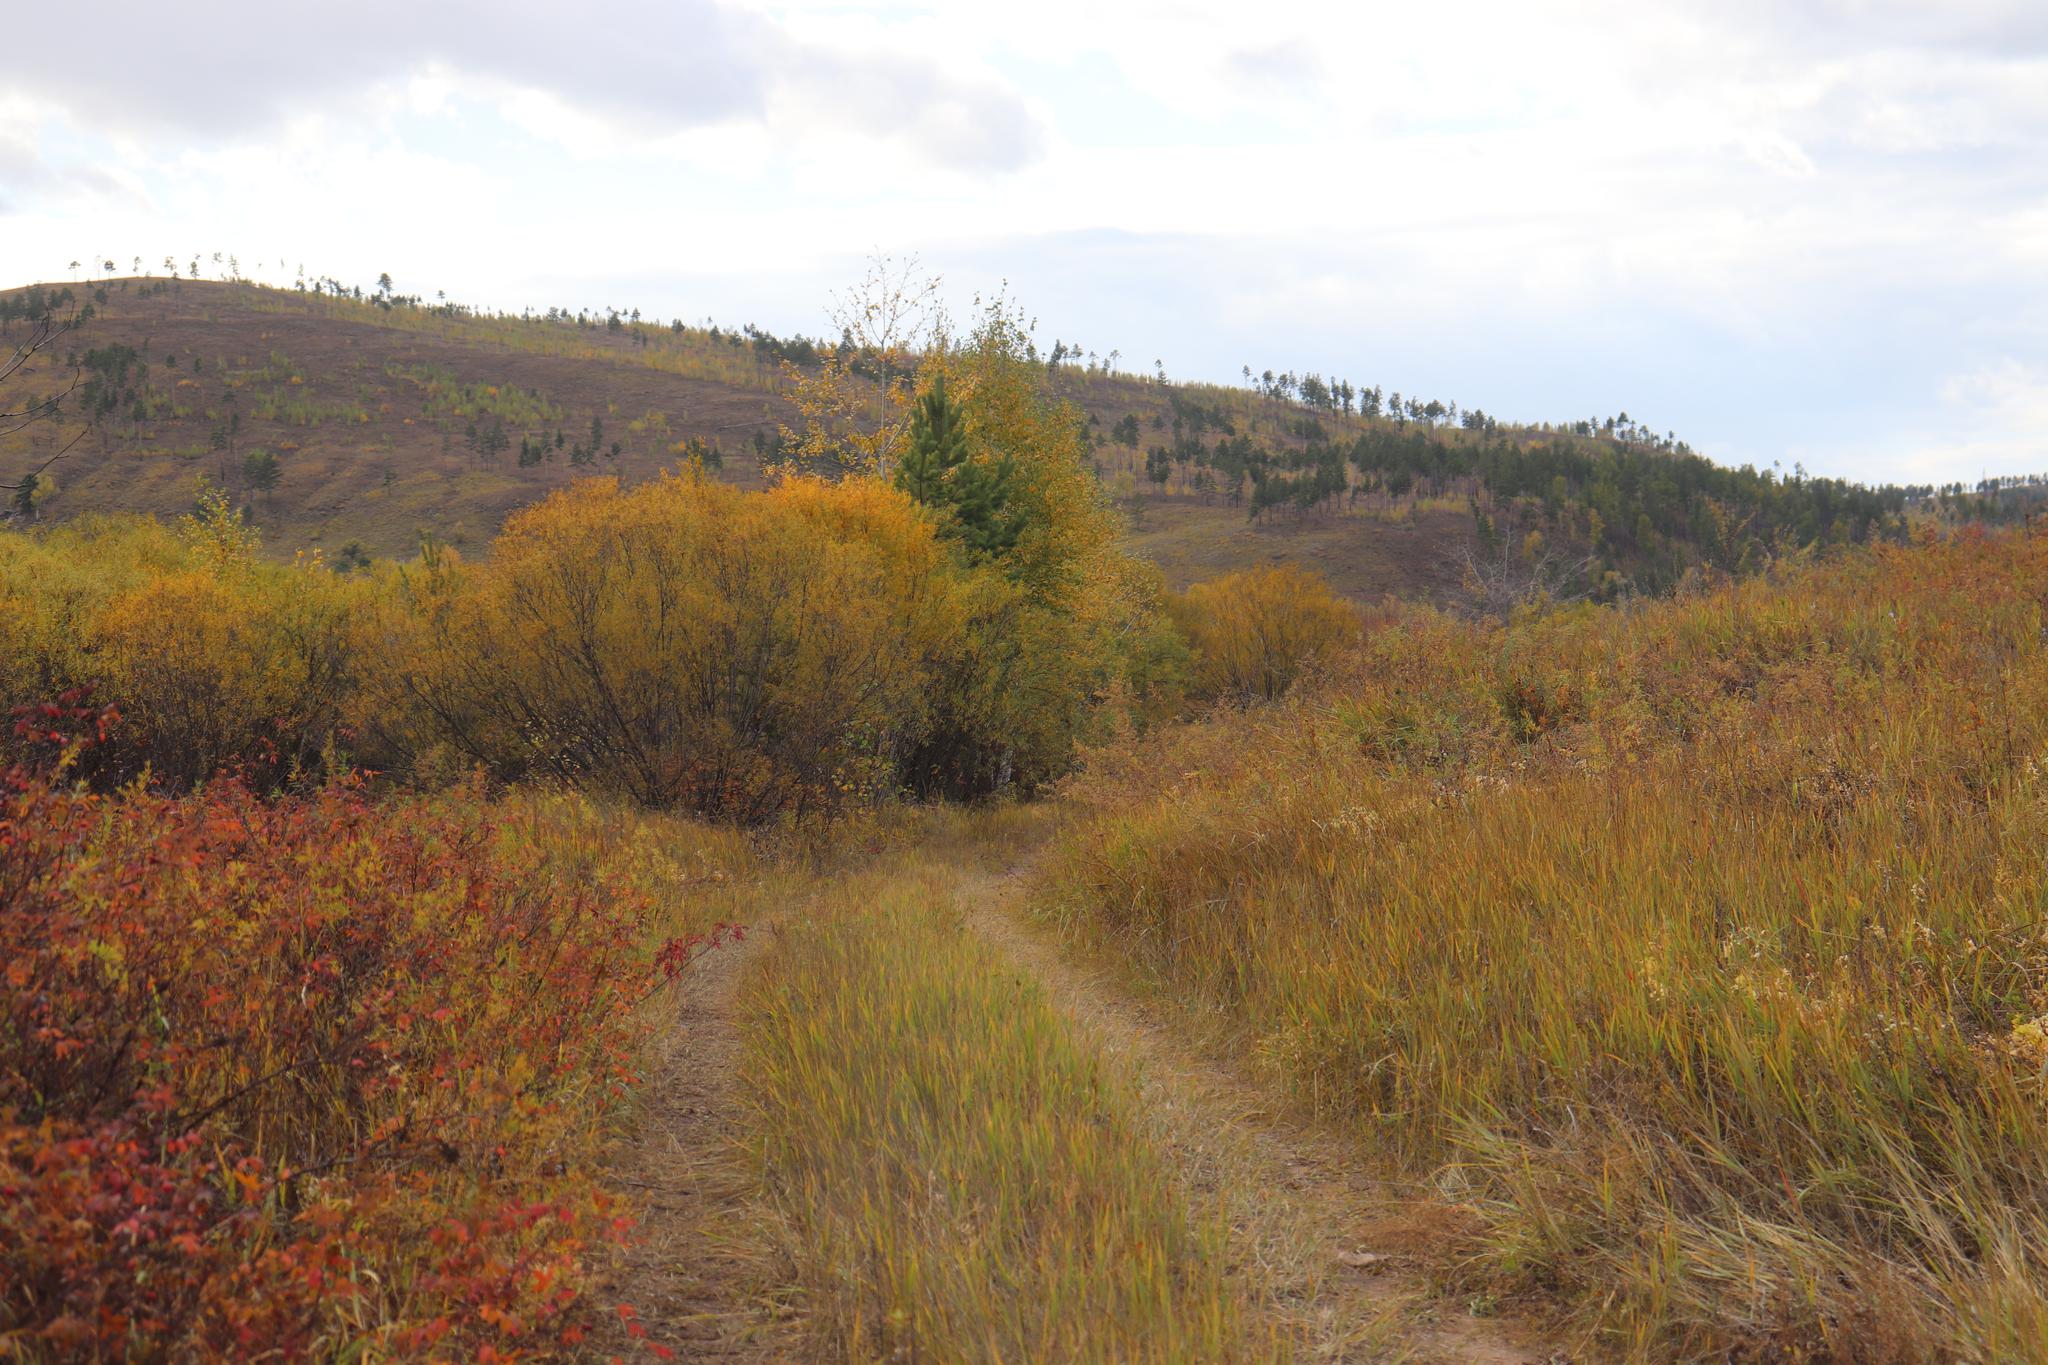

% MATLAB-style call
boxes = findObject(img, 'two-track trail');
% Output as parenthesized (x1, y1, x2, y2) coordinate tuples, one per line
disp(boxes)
(956, 863, 1560, 1365)
(604, 838, 1570, 1362)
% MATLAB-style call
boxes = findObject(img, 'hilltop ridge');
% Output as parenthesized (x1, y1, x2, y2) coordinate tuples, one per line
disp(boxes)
(4, 275, 2037, 604)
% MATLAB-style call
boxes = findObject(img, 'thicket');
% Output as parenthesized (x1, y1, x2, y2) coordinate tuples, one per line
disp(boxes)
(1169, 564, 1356, 704)
(1043, 527, 2048, 1359)
(0, 748, 745, 1357)
(0, 491, 362, 790)
(361, 471, 964, 822)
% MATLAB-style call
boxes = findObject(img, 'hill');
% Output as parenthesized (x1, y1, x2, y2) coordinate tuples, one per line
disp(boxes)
(10, 270, 2048, 1360)
(4, 274, 2037, 603)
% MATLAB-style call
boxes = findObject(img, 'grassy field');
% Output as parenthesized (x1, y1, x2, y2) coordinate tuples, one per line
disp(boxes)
(1, 280, 789, 559)
(1039, 528, 2048, 1360)
(1120, 493, 1472, 597)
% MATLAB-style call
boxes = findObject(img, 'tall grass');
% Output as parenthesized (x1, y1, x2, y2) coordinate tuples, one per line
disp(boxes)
(740, 852, 1254, 1362)
(1043, 529, 2048, 1360)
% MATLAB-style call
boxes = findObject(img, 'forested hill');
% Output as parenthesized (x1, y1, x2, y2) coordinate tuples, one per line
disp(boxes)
(3, 275, 2037, 604)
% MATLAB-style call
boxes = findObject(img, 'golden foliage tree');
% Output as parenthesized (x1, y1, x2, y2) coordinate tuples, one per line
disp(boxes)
(892, 293, 1163, 795)
(775, 255, 941, 477)
(1172, 564, 1357, 703)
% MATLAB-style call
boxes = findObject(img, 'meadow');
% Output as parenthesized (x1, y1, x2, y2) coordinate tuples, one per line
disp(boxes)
(6, 273, 2048, 1360)
(1043, 528, 2048, 1360)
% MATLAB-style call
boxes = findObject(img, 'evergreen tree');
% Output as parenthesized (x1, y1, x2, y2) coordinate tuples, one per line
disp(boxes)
(894, 377, 1023, 560)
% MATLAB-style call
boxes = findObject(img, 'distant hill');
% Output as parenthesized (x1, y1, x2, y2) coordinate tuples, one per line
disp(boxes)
(4, 276, 2037, 604)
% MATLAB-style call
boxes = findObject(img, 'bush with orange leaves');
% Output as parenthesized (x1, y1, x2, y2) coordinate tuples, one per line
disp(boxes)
(0, 734, 729, 1357)
(1170, 563, 1357, 704)
(357, 469, 971, 823)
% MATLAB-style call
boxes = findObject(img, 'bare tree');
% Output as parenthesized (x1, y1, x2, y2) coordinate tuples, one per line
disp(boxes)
(775, 254, 945, 479)
(1453, 536, 1598, 621)
(1, 291, 91, 500)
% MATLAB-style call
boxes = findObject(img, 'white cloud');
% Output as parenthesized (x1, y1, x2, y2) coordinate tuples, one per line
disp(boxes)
(6, 0, 2048, 483)
(1921, 360, 2048, 480)
(13, 0, 1046, 173)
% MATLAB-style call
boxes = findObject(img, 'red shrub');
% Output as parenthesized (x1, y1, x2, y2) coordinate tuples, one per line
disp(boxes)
(0, 768, 726, 1357)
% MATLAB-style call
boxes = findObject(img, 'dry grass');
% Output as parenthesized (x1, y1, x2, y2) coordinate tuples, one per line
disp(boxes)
(1042, 529, 2048, 1361)
(736, 824, 1257, 1362)
(1119, 494, 1473, 601)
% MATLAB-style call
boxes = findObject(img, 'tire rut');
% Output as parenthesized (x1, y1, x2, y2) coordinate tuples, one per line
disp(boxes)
(590, 923, 800, 1362)
(959, 866, 1571, 1365)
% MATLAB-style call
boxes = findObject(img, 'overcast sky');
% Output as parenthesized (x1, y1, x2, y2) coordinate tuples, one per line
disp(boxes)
(8, 0, 2046, 485)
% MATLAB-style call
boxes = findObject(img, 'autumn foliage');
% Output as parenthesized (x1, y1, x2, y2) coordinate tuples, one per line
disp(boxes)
(1170, 563, 1356, 703)
(0, 755, 728, 1357)
(354, 470, 967, 821)
(0, 501, 362, 793)
(1046, 527, 2048, 1358)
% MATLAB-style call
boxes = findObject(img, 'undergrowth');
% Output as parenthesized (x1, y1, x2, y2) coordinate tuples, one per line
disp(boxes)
(0, 744, 748, 1358)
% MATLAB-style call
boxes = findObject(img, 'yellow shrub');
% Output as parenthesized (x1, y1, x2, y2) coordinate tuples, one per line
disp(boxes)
(1173, 563, 1357, 703)
(0, 514, 361, 787)
(367, 469, 968, 822)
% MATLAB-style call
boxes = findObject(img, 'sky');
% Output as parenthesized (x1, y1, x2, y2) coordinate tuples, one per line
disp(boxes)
(6, 0, 2046, 487)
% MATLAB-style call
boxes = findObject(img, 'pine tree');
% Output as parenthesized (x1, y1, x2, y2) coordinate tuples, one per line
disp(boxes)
(894, 377, 1023, 559)
(895, 376, 968, 505)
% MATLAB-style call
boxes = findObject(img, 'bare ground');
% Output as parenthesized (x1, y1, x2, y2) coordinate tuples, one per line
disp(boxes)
(589, 924, 802, 1363)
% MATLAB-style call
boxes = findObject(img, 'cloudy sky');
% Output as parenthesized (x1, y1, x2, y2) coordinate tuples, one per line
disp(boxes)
(8, 0, 2046, 485)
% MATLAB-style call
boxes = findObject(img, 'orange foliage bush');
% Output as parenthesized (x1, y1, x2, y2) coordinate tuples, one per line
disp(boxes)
(360, 469, 969, 823)
(0, 737, 725, 1357)
(1171, 563, 1357, 703)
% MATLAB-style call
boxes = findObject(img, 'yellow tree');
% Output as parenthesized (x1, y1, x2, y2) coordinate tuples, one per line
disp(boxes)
(775, 255, 942, 478)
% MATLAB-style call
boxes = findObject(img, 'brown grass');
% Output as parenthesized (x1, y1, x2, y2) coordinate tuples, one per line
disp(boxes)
(1040, 528, 2048, 1361)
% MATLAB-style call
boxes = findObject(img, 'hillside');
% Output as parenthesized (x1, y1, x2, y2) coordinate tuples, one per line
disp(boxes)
(11, 269, 2048, 1361)
(4, 275, 2032, 605)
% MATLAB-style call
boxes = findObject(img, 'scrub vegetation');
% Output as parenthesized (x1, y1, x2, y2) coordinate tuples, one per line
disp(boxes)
(1043, 529, 2048, 1360)
(6, 264, 2047, 1360)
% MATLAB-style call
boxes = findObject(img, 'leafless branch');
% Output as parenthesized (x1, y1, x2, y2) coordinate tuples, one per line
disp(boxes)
(1453, 540, 1598, 621)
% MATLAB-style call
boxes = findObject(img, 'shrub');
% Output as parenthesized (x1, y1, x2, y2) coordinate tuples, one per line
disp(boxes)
(362, 469, 966, 823)
(1171, 564, 1357, 703)
(0, 760, 733, 1357)
(0, 507, 361, 789)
